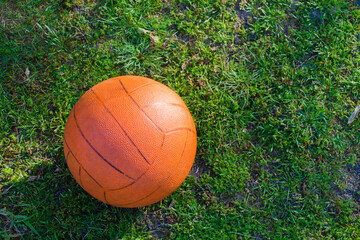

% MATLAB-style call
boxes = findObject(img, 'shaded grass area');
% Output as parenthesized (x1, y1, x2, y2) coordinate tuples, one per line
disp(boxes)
(1, 0, 360, 238)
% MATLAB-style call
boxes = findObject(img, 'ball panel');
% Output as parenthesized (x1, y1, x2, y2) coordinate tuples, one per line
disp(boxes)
(64, 109, 134, 189)
(91, 85, 164, 165)
(105, 130, 188, 207)
(118, 75, 158, 93)
(144, 104, 194, 133)
(75, 90, 151, 179)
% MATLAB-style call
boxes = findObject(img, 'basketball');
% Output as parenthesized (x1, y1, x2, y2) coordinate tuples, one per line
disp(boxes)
(63, 76, 197, 208)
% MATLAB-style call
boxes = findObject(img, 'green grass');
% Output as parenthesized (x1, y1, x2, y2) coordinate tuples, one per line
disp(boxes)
(1, 0, 360, 238)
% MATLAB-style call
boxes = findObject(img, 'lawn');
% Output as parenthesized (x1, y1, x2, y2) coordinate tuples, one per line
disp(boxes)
(1, 0, 360, 239)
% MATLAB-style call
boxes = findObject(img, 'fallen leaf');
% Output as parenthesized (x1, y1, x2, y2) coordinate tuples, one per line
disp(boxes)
(348, 105, 360, 124)
(149, 32, 159, 43)
(138, 28, 159, 43)
(162, 32, 177, 48)
(25, 67, 30, 78)
(137, 28, 151, 34)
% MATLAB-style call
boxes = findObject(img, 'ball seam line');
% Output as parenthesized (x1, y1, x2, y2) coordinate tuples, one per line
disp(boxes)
(180, 131, 190, 159)
(65, 130, 168, 193)
(118, 79, 163, 133)
(115, 131, 190, 207)
(165, 128, 195, 135)
(66, 136, 156, 192)
(78, 167, 83, 188)
(116, 186, 162, 207)
(89, 88, 151, 165)
(65, 150, 71, 163)
(105, 134, 165, 192)
(103, 192, 110, 205)
(73, 108, 135, 180)
(129, 82, 158, 94)
(107, 165, 150, 191)
(143, 102, 188, 110)
(64, 137, 105, 189)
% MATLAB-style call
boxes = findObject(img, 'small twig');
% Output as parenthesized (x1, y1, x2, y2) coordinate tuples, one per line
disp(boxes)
(0, 183, 15, 196)
(298, 55, 316, 68)
(162, 32, 177, 48)
(229, 232, 258, 239)
(169, 200, 176, 210)
(181, 54, 198, 72)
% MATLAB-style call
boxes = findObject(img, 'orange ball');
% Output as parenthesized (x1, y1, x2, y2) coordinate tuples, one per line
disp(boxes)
(63, 76, 197, 208)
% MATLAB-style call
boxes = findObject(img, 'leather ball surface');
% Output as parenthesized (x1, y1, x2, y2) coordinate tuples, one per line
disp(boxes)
(63, 76, 197, 208)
